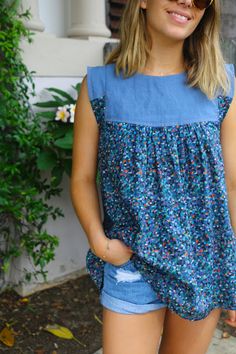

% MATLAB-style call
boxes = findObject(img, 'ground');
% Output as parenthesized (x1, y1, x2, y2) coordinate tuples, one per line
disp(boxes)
(0, 274, 235, 354)
(0, 274, 102, 354)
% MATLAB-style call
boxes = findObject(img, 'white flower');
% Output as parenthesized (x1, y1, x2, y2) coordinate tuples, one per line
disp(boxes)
(55, 106, 70, 123)
(68, 104, 76, 123)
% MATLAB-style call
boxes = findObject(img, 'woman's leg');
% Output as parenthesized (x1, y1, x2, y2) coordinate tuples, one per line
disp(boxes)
(102, 306, 167, 354)
(158, 307, 222, 354)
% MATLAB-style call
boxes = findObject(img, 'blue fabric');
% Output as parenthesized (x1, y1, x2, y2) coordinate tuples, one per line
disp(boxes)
(100, 257, 167, 314)
(87, 65, 105, 101)
(85, 62, 236, 321)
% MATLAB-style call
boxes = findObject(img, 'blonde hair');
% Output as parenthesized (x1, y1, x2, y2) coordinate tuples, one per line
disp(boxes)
(105, 0, 230, 100)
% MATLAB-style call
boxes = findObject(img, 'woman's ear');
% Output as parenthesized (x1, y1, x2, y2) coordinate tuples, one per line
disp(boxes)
(140, 0, 147, 10)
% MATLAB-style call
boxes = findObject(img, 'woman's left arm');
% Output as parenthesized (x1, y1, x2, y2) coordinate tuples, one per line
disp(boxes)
(220, 77, 236, 328)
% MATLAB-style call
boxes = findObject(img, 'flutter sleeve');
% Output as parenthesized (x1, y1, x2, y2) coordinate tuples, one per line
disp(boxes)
(86, 65, 106, 125)
(218, 63, 235, 124)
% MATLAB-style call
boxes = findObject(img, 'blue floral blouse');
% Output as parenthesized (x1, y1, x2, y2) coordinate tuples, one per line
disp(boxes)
(85, 62, 236, 321)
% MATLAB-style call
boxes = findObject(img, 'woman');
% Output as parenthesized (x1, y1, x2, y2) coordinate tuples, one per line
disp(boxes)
(71, 1, 236, 353)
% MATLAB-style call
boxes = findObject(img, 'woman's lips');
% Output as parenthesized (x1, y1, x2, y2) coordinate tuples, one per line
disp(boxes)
(167, 11, 191, 25)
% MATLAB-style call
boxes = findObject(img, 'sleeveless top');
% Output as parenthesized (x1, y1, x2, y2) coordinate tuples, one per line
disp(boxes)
(85, 62, 236, 321)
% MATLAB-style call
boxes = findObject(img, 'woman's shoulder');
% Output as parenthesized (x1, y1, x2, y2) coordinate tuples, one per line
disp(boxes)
(86, 63, 124, 101)
(86, 64, 110, 101)
(86, 63, 115, 77)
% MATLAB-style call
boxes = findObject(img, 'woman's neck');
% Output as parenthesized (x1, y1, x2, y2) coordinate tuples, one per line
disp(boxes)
(142, 35, 185, 75)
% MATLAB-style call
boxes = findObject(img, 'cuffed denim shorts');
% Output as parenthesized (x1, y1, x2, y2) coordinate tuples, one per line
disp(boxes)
(100, 257, 167, 314)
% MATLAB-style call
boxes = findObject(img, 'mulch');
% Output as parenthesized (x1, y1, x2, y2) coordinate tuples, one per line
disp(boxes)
(0, 273, 235, 354)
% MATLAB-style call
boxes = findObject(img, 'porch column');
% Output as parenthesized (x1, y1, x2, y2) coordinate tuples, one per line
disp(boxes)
(20, 0, 45, 32)
(67, 0, 111, 39)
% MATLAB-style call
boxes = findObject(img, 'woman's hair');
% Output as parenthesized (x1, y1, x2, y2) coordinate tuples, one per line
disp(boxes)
(105, 0, 230, 100)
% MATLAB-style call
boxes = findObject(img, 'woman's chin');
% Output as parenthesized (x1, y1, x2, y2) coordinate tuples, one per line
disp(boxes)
(162, 28, 192, 42)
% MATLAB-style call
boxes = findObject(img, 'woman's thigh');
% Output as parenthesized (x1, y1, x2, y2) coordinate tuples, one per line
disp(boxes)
(102, 306, 166, 354)
(158, 307, 222, 354)
(100, 259, 168, 354)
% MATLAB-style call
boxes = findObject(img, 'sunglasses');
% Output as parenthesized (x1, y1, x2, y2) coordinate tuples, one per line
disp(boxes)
(192, 0, 214, 10)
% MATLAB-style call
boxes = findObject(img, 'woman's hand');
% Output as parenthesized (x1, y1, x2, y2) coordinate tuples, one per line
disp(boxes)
(91, 237, 134, 266)
(104, 239, 134, 266)
(224, 310, 236, 328)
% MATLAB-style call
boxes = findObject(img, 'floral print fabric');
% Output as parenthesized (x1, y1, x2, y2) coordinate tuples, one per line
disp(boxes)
(85, 63, 236, 321)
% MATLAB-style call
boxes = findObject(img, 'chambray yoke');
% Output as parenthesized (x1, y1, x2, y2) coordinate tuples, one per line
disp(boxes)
(85, 62, 236, 321)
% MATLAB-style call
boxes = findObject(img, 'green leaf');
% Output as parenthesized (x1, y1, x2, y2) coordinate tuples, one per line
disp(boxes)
(72, 83, 81, 94)
(8, 0, 20, 11)
(64, 159, 72, 177)
(54, 131, 73, 150)
(35, 111, 56, 120)
(51, 94, 67, 105)
(52, 125, 72, 139)
(37, 151, 58, 170)
(46, 88, 75, 102)
(51, 165, 63, 186)
(0, 197, 8, 206)
(54, 139, 72, 150)
(34, 101, 61, 108)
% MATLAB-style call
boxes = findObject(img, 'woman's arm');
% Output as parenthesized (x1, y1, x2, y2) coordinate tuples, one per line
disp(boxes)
(220, 77, 236, 235)
(70, 75, 108, 257)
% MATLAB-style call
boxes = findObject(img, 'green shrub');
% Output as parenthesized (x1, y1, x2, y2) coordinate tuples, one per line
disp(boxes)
(0, 0, 63, 287)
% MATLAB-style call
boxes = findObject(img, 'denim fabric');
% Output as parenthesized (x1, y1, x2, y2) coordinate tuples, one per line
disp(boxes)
(100, 257, 167, 314)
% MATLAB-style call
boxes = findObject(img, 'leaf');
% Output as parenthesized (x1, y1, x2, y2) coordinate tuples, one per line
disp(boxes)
(51, 95, 67, 106)
(35, 111, 56, 120)
(0, 326, 15, 347)
(94, 313, 103, 325)
(19, 297, 29, 303)
(53, 125, 72, 139)
(8, 0, 21, 11)
(51, 166, 63, 187)
(34, 349, 45, 354)
(44, 324, 73, 339)
(33, 101, 60, 108)
(64, 159, 72, 177)
(37, 151, 57, 170)
(46, 88, 75, 102)
(54, 133, 73, 150)
(72, 83, 81, 93)
(44, 324, 86, 347)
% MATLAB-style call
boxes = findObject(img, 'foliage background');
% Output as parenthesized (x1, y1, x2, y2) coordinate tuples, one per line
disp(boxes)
(0, 0, 64, 288)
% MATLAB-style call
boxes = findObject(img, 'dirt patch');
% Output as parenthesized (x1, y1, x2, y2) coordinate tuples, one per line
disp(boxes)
(0, 274, 102, 354)
(0, 273, 235, 353)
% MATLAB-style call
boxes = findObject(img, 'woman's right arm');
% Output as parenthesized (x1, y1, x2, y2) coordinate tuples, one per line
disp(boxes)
(70, 75, 133, 265)
(70, 75, 108, 257)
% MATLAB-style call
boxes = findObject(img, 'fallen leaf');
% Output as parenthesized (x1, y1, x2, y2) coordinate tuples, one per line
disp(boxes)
(94, 313, 103, 325)
(0, 326, 15, 347)
(34, 349, 45, 354)
(51, 302, 64, 309)
(44, 324, 86, 347)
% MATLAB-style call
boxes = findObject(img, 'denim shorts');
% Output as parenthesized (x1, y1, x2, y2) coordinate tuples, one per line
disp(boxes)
(100, 257, 167, 314)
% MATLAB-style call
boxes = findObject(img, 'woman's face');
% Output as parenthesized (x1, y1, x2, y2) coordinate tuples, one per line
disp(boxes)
(140, 0, 207, 42)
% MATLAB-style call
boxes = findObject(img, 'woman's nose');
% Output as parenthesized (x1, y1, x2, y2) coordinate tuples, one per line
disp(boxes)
(176, 0, 193, 7)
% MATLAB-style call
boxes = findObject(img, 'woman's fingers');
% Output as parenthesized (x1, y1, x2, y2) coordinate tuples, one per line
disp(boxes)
(224, 310, 236, 327)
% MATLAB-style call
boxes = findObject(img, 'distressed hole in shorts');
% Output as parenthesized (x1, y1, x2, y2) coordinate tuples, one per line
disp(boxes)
(114, 268, 142, 283)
